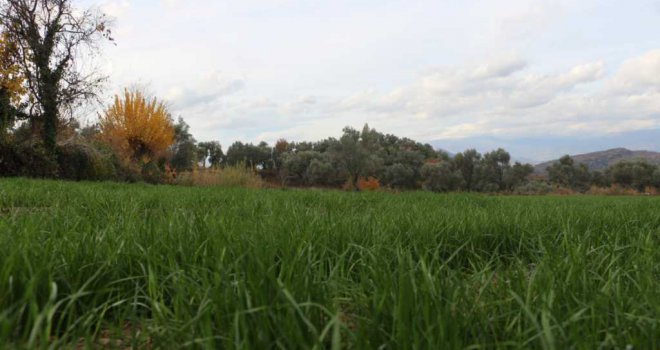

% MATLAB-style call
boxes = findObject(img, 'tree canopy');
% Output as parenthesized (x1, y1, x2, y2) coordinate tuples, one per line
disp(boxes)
(99, 89, 174, 164)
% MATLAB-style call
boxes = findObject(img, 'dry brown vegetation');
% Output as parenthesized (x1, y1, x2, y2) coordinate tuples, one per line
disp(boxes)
(173, 166, 265, 188)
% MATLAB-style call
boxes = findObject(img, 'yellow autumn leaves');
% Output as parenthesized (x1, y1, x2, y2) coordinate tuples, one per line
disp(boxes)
(0, 32, 26, 104)
(99, 89, 175, 163)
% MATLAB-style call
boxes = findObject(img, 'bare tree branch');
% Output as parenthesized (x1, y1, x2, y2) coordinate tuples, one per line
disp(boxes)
(0, 0, 112, 150)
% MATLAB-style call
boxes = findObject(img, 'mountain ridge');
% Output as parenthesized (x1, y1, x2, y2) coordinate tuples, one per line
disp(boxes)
(533, 148, 660, 173)
(431, 128, 660, 162)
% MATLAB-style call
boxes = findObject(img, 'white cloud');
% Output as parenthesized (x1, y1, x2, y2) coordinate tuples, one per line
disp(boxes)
(166, 72, 245, 110)
(100, 0, 130, 18)
(183, 50, 659, 145)
(160, 0, 179, 8)
(471, 56, 528, 80)
(343, 58, 606, 121)
(608, 50, 660, 94)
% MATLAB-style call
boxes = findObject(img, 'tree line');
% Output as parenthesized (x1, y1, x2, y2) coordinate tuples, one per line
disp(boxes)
(545, 155, 660, 193)
(181, 124, 660, 193)
(219, 125, 534, 192)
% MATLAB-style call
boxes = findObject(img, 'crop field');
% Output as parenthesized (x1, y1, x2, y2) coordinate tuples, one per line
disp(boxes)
(0, 179, 658, 349)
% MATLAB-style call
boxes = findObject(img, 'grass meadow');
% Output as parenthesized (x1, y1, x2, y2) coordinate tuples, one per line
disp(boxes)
(0, 178, 658, 349)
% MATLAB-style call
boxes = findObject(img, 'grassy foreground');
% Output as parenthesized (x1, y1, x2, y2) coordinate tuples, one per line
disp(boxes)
(0, 179, 658, 349)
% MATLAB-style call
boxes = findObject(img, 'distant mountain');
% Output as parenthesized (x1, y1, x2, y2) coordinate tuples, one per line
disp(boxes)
(534, 148, 660, 174)
(431, 128, 660, 162)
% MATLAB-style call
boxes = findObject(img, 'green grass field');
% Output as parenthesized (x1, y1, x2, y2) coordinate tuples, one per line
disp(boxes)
(0, 179, 658, 349)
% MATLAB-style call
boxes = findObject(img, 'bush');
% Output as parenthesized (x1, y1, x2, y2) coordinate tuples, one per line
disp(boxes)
(550, 187, 579, 195)
(513, 180, 555, 195)
(644, 186, 660, 195)
(306, 158, 338, 186)
(606, 160, 656, 192)
(586, 185, 647, 196)
(0, 141, 58, 177)
(56, 141, 117, 181)
(357, 176, 380, 191)
(381, 163, 417, 189)
(474, 181, 499, 193)
(140, 161, 166, 184)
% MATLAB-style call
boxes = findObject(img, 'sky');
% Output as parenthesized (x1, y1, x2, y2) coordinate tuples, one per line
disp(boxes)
(85, 0, 660, 161)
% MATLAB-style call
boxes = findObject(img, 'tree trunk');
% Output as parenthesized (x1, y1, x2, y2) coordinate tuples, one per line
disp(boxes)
(42, 83, 59, 152)
(0, 90, 11, 145)
(352, 173, 361, 192)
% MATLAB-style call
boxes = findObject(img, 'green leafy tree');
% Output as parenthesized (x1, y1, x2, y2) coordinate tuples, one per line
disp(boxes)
(331, 125, 383, 191)
(272, 139, 289, 168)
(208, 142, 224, 168)
(590, 170, 611, 188)
(226, 141, 272, 170)
(547, 155, 591, 192)
(476, 148, 511, 191)
(281, 150, 322, 185)
(503, 162, 534, 190)
(382, 163, 417, 189)
(196, 144, 208, 169)
(291, 141, 314, 152)
(197, 141, 223, 169)
(306, 154, 345, 186)
(454, 149, 481, 191)
(374, 134, 437, 189)
(605, 160, 657, 192)
(170, 117, 197, 171)
(652, 168, 660, 188)
(421, 161, 464, 192)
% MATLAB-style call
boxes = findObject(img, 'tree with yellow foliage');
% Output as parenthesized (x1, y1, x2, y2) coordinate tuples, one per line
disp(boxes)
(99, 89, 175, 163)
(0, 32, 26, 144)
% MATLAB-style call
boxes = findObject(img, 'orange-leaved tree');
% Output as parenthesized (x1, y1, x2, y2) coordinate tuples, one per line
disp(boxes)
(99, 89, 175, 163)
(0, 32, 26, 143)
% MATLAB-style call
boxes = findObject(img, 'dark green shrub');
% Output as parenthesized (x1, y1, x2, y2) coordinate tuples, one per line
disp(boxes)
(0, 141, 58, 177)
(513, 180, 555, 195)
(421, 162, 463, 192)
(56, 141, 117, 181)
(141, 161, 166, 184)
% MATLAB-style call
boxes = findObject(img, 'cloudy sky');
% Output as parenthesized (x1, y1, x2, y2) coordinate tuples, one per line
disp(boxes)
(87, 0, 660, 161)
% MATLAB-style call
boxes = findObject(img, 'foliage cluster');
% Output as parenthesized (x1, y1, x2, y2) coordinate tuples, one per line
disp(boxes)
(356, 176, 380, 191)
(99, 90, 174, 164)
(543, 155, 660, 193)
(218, 124, 538, 193)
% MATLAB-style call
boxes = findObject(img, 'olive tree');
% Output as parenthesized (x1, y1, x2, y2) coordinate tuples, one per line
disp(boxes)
(331, 126, 382, 191)
(547, 155, 591, 192)
(421, 161, 463, 192)
(453, 149, 481, 191)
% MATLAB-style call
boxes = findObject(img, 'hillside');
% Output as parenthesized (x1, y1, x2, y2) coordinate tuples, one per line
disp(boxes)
(534, 148, 660, 173)
(433, 129, 660, 162)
